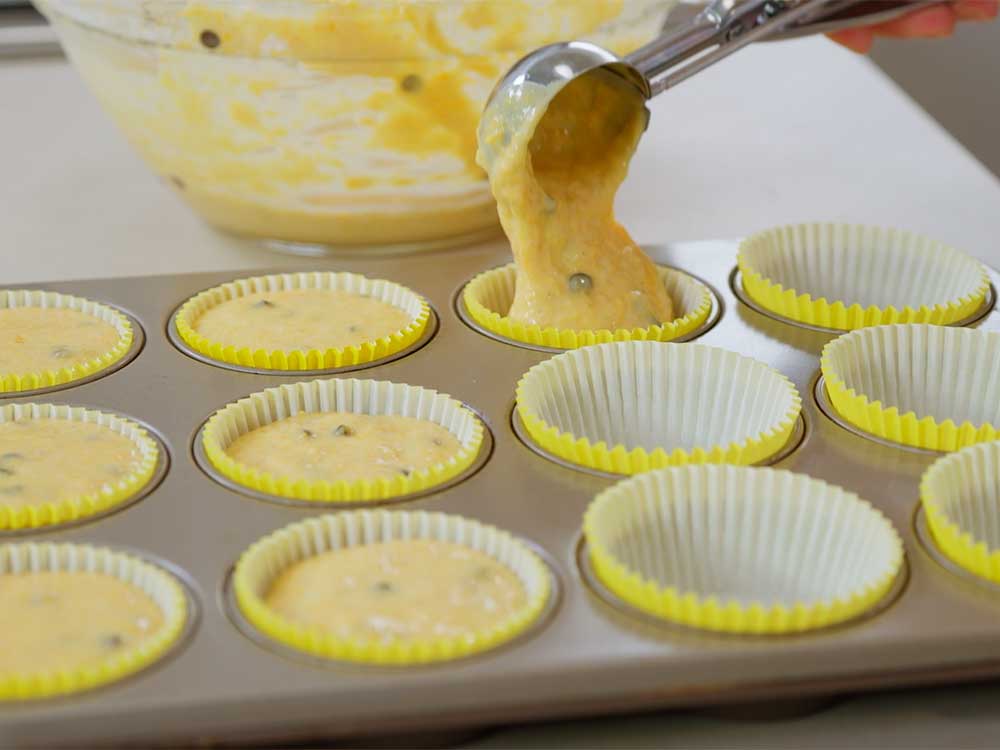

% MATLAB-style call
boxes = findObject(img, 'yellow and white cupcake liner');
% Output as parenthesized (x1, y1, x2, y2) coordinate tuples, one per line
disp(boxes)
(921, 441, 1000, 584)
(0, 542, 188, 700)
(821, 325, 1000, 451)
(516, 341, 801, 474)
(234, 510, 551, 665)
(202, 378, 485, 503)
(584, 465, 904, 634)
(0, 290, 134, 394)
(738, 223, 989, 330)
(462, 264, 713, 349)
(174, 271, 430, 371)
(0, 403, 160, 532)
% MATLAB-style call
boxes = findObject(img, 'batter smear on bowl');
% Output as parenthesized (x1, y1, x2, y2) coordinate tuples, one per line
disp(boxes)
(478, 68, 673, 330)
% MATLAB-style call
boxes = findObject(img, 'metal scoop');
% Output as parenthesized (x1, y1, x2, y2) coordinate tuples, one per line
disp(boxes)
(481, 0, 935, 156)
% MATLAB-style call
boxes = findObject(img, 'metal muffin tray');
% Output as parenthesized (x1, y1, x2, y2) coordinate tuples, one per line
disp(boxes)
(3, 239, 1000, 749)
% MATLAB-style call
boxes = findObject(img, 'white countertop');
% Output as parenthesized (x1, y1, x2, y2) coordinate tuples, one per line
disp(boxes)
(4, 34, 1000, 749)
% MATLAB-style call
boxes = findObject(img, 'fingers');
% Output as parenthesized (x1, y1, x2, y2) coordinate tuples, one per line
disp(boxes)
(827, 28, 875, 53)
(870, 4, 956, 38)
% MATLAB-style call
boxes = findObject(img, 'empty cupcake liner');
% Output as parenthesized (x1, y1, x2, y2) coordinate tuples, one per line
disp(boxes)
(174, 272, 430, 371)
(821, 325, 1000, 451)
(234, 510, 551, 665)
(0, 290, 134, 394)
(0, 542, 188, 700)
(921, 441, 1000, 583)
(584, 465, 904, 634)
(462, 264, 713, 349)
(738, 223, 989, 330)
(0, 403, 160, 531)
(516, 341, 801, 474)
(202, 378, 485, 503)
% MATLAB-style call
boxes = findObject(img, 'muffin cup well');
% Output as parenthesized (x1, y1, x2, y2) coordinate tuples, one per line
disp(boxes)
(174, 272, 430, 371)
(0, 290, 134, 394)
(462, 264, 713, 349)
(516, 341, 801, 474)
(921, 441, 1000, 583)
(0, 542, 188, 700)
(234, 510, 551, 665)
(584, 465, 904, 634)
(0, 403, 160, 532)
(821, 325, 1000, 451)
(738, 223, 989, 330)
(202, 378, 485, 503)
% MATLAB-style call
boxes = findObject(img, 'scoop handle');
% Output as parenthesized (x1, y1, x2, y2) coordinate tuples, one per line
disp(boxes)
(627, 0, 936, 97)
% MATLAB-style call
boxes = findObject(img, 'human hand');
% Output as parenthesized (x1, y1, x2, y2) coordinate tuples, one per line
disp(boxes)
(828, 1, 998, 53)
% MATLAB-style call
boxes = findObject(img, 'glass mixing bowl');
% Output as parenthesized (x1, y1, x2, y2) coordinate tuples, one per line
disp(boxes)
(36, 0, 676, 254)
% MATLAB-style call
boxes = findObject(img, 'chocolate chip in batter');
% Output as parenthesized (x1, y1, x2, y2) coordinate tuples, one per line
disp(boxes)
(50, 345, 75, 359)
(301, 429, 316, 439)
(348, 325, 360, 333)
(372, 580, 395, 593)
(1, 453, 24, 461)
(400, 74, 422, 93)
(333, 424, 354, 437)
(568, 273, 593, 293)
(199, 29, 221, 49)
(431, 437, 443, 447)
(252, 299, 276, 309)
(0, 466, 15, 476)
(168, 175, 186, 191)
(0, 485, 23, 496)
(99, 633, 125, 650)
(398, 468, 412, 477)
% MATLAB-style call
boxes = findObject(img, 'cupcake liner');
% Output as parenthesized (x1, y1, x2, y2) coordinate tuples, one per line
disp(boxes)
(202, 378, 485, 503)
(0, 542, 188, 700)
(0, 403, 160, 531)
(234, 510, 551, 665)
(738, 223, 989, 330)
(584, 465, 904, 634)
(174, 272, 430, 371)
(921, 441, 1000, 583)
(0, 290, 134, 394)
(462, 264, 713, 349)
(821, 325, 1000, 451)
(516, 341, 801, 474)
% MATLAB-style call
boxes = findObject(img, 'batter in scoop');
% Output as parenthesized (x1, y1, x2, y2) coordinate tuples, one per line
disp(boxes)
(0, 571, 163, 675)
(477, 68, 673, 331)
(225, 411, 461, 482)
(265, 540, 527, 642)
(193, 289, 411, 352)
(0, 418, 144, 509)
(0, 307, 120, 375)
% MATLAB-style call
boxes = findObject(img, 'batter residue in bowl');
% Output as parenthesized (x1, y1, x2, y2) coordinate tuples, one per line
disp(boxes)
(477, 68, 673, 331)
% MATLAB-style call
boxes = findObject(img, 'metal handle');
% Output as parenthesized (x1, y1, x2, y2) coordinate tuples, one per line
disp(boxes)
(626, 0, 936, 97)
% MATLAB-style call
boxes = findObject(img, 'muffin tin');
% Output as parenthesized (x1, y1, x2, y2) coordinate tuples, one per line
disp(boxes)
(3, 239, 1000, 748)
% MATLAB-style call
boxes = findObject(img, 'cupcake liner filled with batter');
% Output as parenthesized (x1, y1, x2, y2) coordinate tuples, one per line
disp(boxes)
(921, 441, 1000, 583)
(0, 402, 160, 532)
(233, 510, 551, 665)
(821, 325, 1000, 451)
(202, 378, 485, 503)
(462, 264, 713, 349)
(0, 289, 134, 394)
(0, 542, 188, 700)
(738, 223, 989, 330)
(516, 341, 801, 474)
(584, 465, 904, 634)
(174, 271, 430, 371)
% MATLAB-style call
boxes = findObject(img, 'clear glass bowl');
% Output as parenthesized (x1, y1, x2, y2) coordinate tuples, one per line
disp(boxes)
(36, 0, 675, 254)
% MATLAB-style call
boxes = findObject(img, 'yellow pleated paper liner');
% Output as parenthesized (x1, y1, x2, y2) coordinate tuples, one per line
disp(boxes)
(0, 403, 160, 532)
(921, 441, 1000, 584)
(234, 510, 551, 665)
(0, 290, 134, 394)
(516, 341, 801, 475)
(202, 378, 485, 503)
(462, 264, 713, 349)
(821, 325, 1000, 452)
(0, 542, 188, 700)
(174, 271, 430, 371)
(738, 223, 989, 330)
(584, 465, 904, 634)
